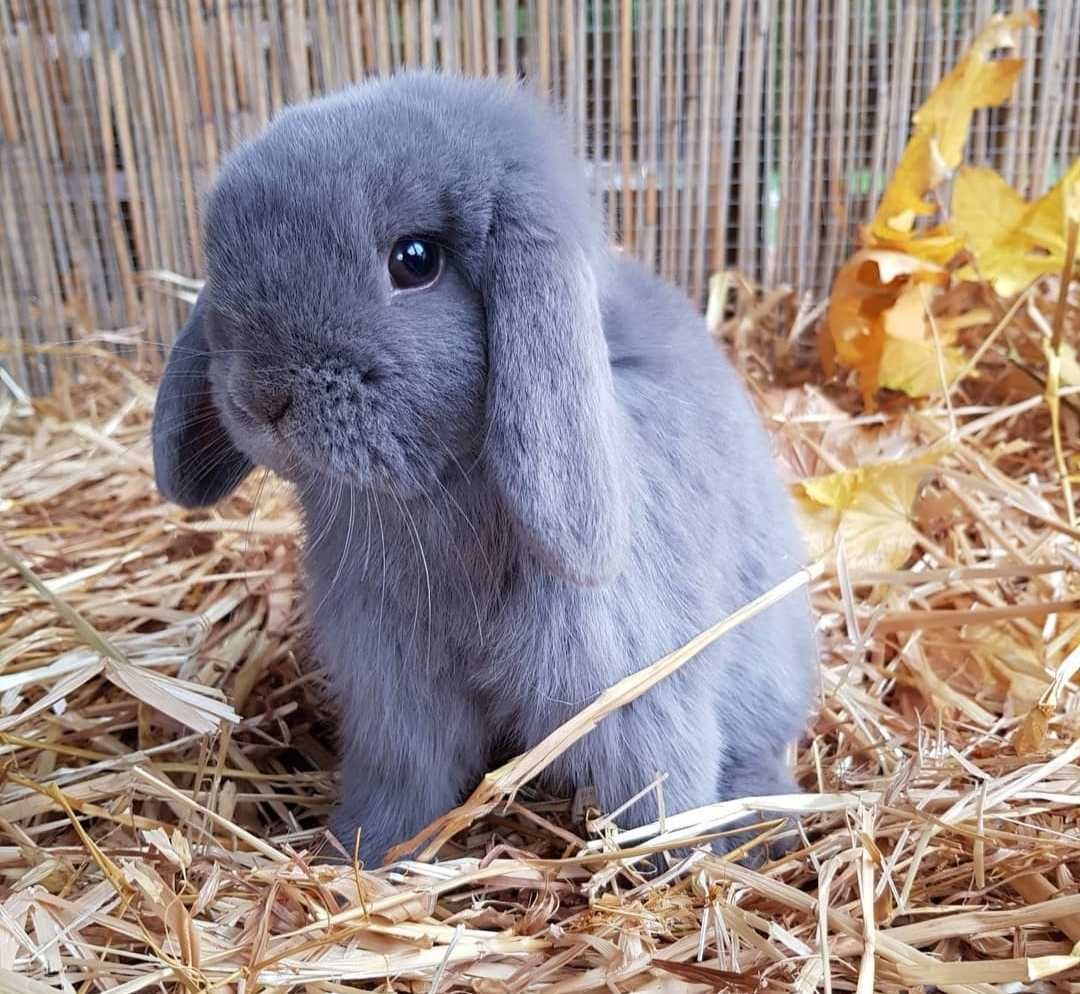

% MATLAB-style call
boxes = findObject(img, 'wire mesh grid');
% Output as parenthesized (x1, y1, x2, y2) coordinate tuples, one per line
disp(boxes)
(1, 1, 1078, 391)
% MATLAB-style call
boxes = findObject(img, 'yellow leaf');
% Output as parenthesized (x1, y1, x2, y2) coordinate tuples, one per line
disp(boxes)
(871, 133, 938, 234)
(826, 11, 1043, 401)
(882, 280, 932, 342)
(952, 166, 1027, 255)
(868, 226, 966, 267)
(862, 250, 945, 285)
(824, 257, 888, 405)
(792, 493, 840, 564)
(877, 280, 967, 394)
(801, 470, 865, 510)
(866, 150, 968, 261)
(795, 457, 937, 573)
(1067, 167, 1080, 224)
(1021, 156, 1080, 251)
(879, 336, 967, 398)
(953, 158, 1080, 295)
(916, 57, 1026, 171)
(967, 58, 1027, 109)
(869, 12, 1036, 245)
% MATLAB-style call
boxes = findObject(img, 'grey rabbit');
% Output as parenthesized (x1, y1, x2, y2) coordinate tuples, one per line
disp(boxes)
(152, 71, 816, 866)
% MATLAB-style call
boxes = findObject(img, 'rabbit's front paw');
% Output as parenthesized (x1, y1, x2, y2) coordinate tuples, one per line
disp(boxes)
(327, 805, 405, 868)
(715, 759, 802, 864)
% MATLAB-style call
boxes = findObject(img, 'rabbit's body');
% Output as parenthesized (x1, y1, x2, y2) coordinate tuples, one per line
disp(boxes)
(306, 253, 812, 858)
(152, 72, 815, 865)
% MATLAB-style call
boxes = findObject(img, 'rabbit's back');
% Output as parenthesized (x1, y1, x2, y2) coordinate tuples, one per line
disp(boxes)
(604, 256, 815, 786)
(603, 254, 807, 603)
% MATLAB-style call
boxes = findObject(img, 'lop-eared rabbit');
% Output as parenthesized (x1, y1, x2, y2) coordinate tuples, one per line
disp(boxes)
(153, 72, 816, 865)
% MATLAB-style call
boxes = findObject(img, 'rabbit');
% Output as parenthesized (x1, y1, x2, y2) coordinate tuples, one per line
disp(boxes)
(152, 71, 817, 867)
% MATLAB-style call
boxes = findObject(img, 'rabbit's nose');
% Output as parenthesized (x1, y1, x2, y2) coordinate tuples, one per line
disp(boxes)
(243, 387, 293, 426)
(263, 391, 293, 424)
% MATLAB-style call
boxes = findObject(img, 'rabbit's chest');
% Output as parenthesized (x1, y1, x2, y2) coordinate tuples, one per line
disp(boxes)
(460, 568, 648, 708)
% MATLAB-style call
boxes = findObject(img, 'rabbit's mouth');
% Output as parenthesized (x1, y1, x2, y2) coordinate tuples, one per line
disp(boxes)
(216, 389, 302, 478)
(287, 433, 450, 506)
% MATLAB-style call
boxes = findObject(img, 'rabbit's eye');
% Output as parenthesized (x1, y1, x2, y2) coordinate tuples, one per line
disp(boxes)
(389, 238, 442, 290)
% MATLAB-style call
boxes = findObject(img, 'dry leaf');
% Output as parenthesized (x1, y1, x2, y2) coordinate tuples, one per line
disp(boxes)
(1010, 643, 1080, 756)
(165, 893, 201, 972)
(966, 623, 1052, 711)
(793, 456, 937, 572)
(874, 885, 894, 926)
(824, 251, 952, 405)
(826, 10, 1049, 400)
(878, 283, 967, 396)
(142, 827, 193, 870)
(0, 970, 65, 994)
(893, 949, 1080, 986)
(103, 659, 239, 736)
(1012, 704, 1052, 756)
(878, 337, 967, 399)
(652, 959, 757, 992)
(953, 159, 1080, 295)
(866, 11, 1036, 256)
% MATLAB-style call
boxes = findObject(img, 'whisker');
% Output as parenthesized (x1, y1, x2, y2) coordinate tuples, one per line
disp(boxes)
(244, 467, 272, 558)
(373, 491, 389, 650)
(327, 486, 356, 608)
(389, 483, 433, 678)
(400, 461, 486, 647)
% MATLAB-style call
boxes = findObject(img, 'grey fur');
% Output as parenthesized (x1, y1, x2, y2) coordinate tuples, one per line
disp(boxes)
(152, 72, 816, 865)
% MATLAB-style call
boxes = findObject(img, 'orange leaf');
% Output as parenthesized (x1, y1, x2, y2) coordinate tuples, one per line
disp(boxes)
(823, 251, 948, 406)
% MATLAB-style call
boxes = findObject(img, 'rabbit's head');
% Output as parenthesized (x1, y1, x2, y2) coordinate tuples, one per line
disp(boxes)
(153, 73, 628, 584)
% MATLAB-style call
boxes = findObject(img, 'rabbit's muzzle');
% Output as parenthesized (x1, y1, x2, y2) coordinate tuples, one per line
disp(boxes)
(224, 352, 401, 488)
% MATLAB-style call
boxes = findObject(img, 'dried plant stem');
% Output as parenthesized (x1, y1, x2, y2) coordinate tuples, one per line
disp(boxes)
(1051, 218, 1078, 352)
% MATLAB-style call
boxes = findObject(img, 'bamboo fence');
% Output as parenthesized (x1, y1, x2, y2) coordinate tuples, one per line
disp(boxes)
(1, 0, 1079, 391)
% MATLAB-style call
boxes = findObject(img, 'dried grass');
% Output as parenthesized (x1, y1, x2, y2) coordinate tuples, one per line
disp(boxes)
(1, 277, 1079, 992)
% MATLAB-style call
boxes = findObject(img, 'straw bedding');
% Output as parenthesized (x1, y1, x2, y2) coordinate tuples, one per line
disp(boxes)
(1, 276, 1078, 994)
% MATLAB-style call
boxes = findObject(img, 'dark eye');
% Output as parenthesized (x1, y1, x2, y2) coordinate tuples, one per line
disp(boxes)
(388, 238, 442, 290)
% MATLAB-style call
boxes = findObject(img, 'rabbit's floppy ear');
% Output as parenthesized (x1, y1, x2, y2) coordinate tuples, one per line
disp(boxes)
(482, 211, 629, 586)
(152, 290, 252, 507)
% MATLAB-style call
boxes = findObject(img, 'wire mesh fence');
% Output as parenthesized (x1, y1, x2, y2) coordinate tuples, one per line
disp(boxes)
(1, 1, 1078, 390)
